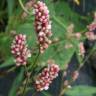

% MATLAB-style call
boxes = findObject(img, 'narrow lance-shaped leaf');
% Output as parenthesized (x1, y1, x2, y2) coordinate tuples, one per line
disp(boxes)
(8, 68, 24, 96)
(0, 57, 14, 68)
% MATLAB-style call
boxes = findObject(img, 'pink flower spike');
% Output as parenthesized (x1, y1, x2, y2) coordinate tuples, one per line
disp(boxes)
(79, 42, 85, 56)
(33, 1, 52, 53)
(11, 34, 31, 66)
(35, 61, 60, 91)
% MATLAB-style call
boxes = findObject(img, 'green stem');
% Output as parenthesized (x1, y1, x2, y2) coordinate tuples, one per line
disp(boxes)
(52, 15, 67, 31)
(7, 66, 16, 73)
(0, 66, 16, 77)
(30, 49, 40, 76)
(59, 70, 65, 96)
(18, 0, 33, 15)
(22, 65, 29, 96)
(78, 44, 96, 70)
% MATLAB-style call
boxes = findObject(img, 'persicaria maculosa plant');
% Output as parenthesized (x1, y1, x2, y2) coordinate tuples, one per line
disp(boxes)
(11, 0, 60, 95)
(2, 0, 96, 96)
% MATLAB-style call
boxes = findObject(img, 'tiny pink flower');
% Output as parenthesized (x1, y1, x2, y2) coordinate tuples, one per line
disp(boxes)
(74, 32, 81, 40)
(64, 80, 69, 87)
(85, 31, 96, 40)
(79, 42, 85, 56)
(87, 23, 96, 31)
(71, 70, 79, 81)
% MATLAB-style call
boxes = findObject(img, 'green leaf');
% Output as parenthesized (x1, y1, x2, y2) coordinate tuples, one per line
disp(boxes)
(0, 57, 14, 68)
(16, 22, 36, 48)
(7, 0, 15, 17)
(8, 68, 24, 96)
(40, 39, 75, 69)
(53, 0, 87, 31)
(53, 45, 75, 69)
(65, 85, 96, 96)
(44, 0, 55, 16)
(0, 33, 12, 59)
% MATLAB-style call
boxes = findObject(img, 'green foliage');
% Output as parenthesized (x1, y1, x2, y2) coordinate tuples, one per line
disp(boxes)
(8, 68, 24, 96)
(65, 86, 96, 96)
(0, 57, 14, 68)
(7, 0, 15, 17)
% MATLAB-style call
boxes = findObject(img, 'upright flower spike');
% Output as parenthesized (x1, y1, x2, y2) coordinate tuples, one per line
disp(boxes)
(33, 1, 52, 53)
(11, 34, 31, 66)
(35, 62, 60, 91)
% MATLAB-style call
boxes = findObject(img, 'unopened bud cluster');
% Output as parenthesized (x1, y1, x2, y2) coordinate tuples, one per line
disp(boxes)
(35, 63, 60, 91)
(87, 23, 96, 32)
(86, 19, 96, 40)
(11, 34, 31, 66)
(21, 0, 35, 18)
(79, 42, 85, 57)
(33, 1, 52, 53)
(71, 70, 79, 81)
(64, 70, 79, 88)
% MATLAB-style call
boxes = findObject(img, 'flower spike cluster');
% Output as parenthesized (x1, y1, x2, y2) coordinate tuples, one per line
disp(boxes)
(33, 1, 52, 53)
(11, 34, 31, 66)
(35, 62, 60, 91)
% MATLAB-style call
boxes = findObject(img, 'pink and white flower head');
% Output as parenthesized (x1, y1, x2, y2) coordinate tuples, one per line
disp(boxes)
(86, 20, 96, 40)
(87, 23, 96, 31)
(33, 1, 52, 53)
(35, 62, 60, 91)
(11, 34, 31, 66)
(71, 70, 79, 81)
(85, 31, 96, 40)
(79, 42, 85, 57)
(74, 32, 81, 40)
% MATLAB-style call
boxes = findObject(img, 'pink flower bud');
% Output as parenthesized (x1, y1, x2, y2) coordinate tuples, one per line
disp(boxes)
(87, 23, 96, 31)
(72, 71, 79, 81)
(64, 80, 69, 86)
(75, 32, 81, 39)
(79, 42, 85, 56)
(85, 32, 96, 40)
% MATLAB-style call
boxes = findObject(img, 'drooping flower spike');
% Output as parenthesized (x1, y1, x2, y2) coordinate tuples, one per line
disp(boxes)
(35, 62, 60, 91)
(11, 34, 31, 66)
